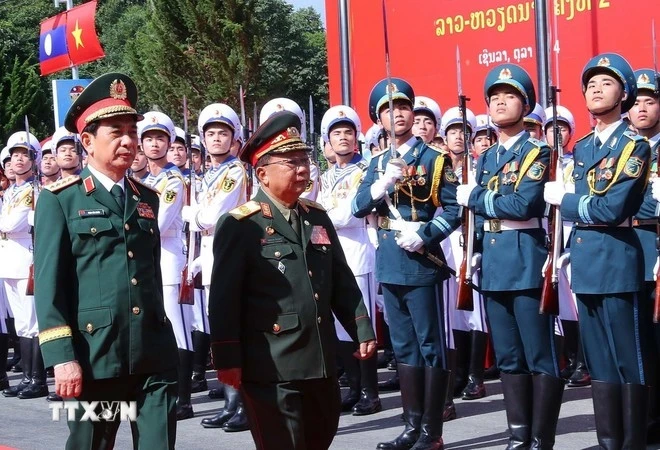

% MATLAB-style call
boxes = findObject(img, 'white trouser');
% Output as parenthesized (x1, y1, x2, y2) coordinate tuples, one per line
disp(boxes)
(558, 262, 578, 321)
(452, 269, 489, 333)
(4, 279, 37, 337)
(335, 273, 378, 342)
(190, 288, 209, 334)
(0, 282, 8, 334)
(163, 284, 193, 351)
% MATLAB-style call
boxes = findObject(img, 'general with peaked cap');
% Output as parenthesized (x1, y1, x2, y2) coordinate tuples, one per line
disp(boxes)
(545, 53, 651, 449)
(33, 72, 179, 449)
(356, 76, 461, 450)
(458, 62, 564, 449)
(209, 110, 376, 450)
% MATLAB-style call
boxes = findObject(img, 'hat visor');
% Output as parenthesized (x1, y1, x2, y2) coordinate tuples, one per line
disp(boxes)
(488, 80, 529, 105)
(376, 93, 413, 115)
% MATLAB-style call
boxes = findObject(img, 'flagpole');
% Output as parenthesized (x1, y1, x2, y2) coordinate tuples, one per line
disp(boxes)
(338, 0, 351, 106)
(534, 0, 549, 107)
(56, 0, 78, 79)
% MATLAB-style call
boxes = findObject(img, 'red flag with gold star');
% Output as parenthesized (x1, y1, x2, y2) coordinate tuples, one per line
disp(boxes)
(65, 0, 104, 67)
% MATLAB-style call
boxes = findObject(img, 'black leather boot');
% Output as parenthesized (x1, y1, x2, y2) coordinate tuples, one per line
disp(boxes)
(377, 363, 425, 450)
(379, 371, 400, 391)
(4, 318, 20, 372)
(530, 374, 564, 449)
(500, 373, 533, 449)
(462, 331, 487, 400)
(18, 338, 48, 399)
(559, 320, 578, 380)
(567, 340, 590, 387)
(591, 380, 623, 450)
(0, 333, 8, 390)
(353, 352, 381, 416)
(223, 402, 249, 432)
(443, 349, 456, 422)
(410, 367, 450, 450)
(191, 331, 209, 393)
(452, 330, 470, 397)
(338, 341, 361, 411)
(201, 385, 238, 428)
(176, 349, 195, 420)
(3, 336, 32, 397)
(621, 383, 648, 449)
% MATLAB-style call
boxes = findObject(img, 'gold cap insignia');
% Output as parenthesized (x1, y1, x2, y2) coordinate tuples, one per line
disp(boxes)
(498, 68, 512, 80)
(638, 73, 651, 84)
(386, 82, 399, 94)
(287, 127, 300, 137)
(150, 115, 158, 123)
(214, 110, 220, 116)
(418, 100, 426, 107)
(109, 79, 127, 100)
(276, 104, 284, 111)
(338, 110, 346, 118)
(597, 57, 610, 67)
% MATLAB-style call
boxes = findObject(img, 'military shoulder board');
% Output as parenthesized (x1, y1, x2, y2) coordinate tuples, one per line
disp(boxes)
(426, 143, 447, 154)
(299, 198, 326, 211)
(229, 201, 261, 220)
(228, 160, 247, 173)
(166, 170, 185, 181)
(131, 178, 160, 195)
(623, 129, 645, 142)
(574, 131, 594, 144)
(527, 137, 544, 147)
(44, 175, 81, 193)
(356, 160, 368, 171)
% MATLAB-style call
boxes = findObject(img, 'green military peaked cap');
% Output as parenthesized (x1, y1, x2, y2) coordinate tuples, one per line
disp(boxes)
(65, 72, 142, 134)
(239, 111, 310, 166)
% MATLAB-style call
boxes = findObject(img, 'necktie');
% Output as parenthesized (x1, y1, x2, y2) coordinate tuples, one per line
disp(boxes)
(110, 185, 125, 212)
(289, 207, 300, 238)
(594, 136, 602, 149)
(496, 145, 506, 164)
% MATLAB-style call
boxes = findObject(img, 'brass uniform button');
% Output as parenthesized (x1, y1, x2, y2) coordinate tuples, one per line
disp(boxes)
(576, 237, 583, 244)
(131, 278, 138, 286)
(490, 238, 496, 244)
(90, 227, 97, 235)
(314, 293, 319, 300)
(127, 251, 134, 259)
(308, 270, 313, 277)
(317, 316, 322, 324)
(150, 228, 154, 235)
(272, 323, 281, 333)
(132, 306, 141, 315)
(124, 223, 130, 231)
(86, 323, 93, 333)
(274, 251, 281, 258)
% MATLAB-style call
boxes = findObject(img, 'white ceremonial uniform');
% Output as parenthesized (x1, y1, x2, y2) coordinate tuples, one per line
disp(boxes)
(187, 156, 247, 291)
(144, 162, 191, 350)
(320, 154, 378, 342)
(557, 160, 579, 322)
(300, 161, 320, 201)
(0, 180, 37, 337)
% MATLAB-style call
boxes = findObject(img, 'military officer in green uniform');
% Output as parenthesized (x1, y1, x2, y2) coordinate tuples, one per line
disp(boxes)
(33, 73, 179, 450)
(208, 110, 376, 450)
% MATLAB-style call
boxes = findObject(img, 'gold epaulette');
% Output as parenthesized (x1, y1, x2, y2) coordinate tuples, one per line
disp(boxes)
(426, 143, 448, 154)
(299, 198, 326, 211)
(131, 177, 160, 195)
(623, 129, 646, 142)
(229, 201, 261, 220)
(44, 175, 81, 193)
(574, 130, 594, 144)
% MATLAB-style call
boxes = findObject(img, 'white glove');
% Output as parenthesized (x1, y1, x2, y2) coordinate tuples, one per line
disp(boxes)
(565, 182, 575, 194)
(471, 252, 482, 271)
(544, 181, 566, 206)
(181, 205, 196, 223)
(654, 256, 659, 281)
(456, 182, 477, 207)
(370, 162, 404, 200)
(27, 210, 35, 227)
(190, 256, 203, 278)
(395, 230, 424, 252)
(652, 178, 660, 202)
(556, 252, 571, 269)
(541, 255, 551, 276)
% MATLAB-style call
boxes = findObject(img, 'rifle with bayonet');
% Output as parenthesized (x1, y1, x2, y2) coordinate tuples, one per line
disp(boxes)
(179, 96, 195, 305)
(456, 46, 475, 311)
(239, 86, 253, 199)
(25, 116, 37, 296)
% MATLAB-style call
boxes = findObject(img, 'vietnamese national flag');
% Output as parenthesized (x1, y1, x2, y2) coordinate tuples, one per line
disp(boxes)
(39, 12, 70, 76)
(65, 0, 105, 67)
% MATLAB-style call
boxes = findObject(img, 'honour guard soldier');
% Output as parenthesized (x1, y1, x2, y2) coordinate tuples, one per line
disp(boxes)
(34, 73, 179, 449)
(544, 106, 576, 165)
(629, 67, 660, 444)
(413, 96, 442, 145)
(260, 98, 320, 201)
(472, 114, 498, 157)
(181, 103, 248, 431)
(53, 126, 82, 178)
(353, 78, 461, 450)
(138, 111, 195, 420)
(458, 64, 564, 448)
(524, 103, 546, 141)
(169, 127, 189, 175)
(40, 139, 60, 185)
(1, 132, 49, 400)
(209, 110, 376, 450)
(441, 106, 477, 176)
(545, 54, 651, 449)
(320, 105, 382, 416)
(130, 144, 149, 182)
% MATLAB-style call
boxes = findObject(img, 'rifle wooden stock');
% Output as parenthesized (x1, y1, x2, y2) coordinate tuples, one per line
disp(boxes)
(179, 265, 195, 305)
(539, 258, 559, 315)
(456, 258, 473, 311)
(179, 96, 196, 305)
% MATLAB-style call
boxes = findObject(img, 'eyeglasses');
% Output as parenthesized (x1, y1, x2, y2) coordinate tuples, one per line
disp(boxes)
(261, 157, 311, 170)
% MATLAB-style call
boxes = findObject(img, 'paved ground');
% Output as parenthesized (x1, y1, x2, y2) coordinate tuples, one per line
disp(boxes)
(1, 365, 659, 449)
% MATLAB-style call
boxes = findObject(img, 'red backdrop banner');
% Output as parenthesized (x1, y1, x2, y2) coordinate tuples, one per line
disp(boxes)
(326, 0, 660, 138)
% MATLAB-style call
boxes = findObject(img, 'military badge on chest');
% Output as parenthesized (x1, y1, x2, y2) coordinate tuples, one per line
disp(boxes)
(596, 157, 615, 182)
(501, 161, 520, 185)
(164, 190, 177, 204)
(311, 225, 331, 245)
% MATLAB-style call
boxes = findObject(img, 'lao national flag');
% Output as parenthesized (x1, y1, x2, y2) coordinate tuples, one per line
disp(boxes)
(66, 0, 105, 67)
(39, 13, 70, 76)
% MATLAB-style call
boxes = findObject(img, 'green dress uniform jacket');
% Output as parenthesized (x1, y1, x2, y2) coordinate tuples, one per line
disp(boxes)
(33, 167, 178, 380)
(209, 189, 375, 383)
